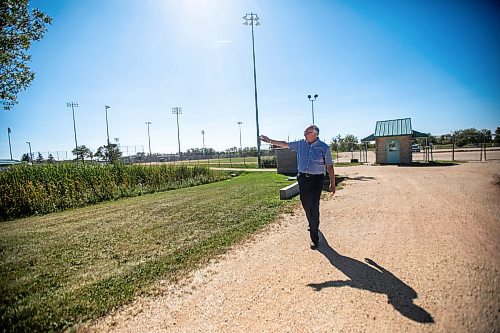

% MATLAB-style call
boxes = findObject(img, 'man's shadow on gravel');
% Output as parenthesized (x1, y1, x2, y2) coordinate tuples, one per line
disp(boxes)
(307, 233, 434, 323)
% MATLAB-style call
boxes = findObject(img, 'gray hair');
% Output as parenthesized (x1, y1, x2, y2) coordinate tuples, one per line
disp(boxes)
(305, 125, 320, 135)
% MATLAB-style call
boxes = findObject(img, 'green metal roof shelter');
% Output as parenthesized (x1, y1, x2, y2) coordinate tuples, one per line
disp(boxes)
(362, 118, 429, 142)
(362, 118, 429, 164)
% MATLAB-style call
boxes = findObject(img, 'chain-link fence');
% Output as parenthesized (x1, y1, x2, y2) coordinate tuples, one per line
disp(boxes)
(125, 145, 276, 168)
(412, 134, 500, 162)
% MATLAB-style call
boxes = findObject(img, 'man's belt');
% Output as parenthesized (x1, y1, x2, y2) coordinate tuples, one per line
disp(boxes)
(298, 172, 323, 178)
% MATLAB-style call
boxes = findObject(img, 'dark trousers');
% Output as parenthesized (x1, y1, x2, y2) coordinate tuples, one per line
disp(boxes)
(297, 173, 324, 244)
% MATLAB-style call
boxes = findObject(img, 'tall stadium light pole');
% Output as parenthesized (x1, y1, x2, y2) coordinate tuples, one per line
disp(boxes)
(105, 105, 111, 145)
(7, 127, 13, 160)
(172, 107, 182, 157)
(66, 102, 79, 153)
(201, 130, 205, 155)
(308, 94, 318, 124)
(243, 12, 261, 168)
(145, 121, 152, 156)
(237, 122, 243, 156)
(26, 141, 33, 165)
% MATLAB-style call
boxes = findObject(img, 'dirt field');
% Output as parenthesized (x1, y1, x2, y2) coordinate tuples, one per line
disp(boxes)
(85, 161, 500, 333)
(336, 148, 500, 164)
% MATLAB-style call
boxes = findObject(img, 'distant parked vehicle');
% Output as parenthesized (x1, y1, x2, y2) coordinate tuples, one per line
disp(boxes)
(411, 144, 420, 152)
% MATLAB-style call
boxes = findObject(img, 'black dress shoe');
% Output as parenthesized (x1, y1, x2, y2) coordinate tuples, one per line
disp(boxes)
(310, 241, 318, 249)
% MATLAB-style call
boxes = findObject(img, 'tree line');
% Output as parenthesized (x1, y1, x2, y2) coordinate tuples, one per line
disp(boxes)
(415, 127, 499, 147)
(329, 127, 499, 152)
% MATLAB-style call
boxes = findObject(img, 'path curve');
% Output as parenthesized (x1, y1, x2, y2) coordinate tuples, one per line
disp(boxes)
(85, 162, 500, 333)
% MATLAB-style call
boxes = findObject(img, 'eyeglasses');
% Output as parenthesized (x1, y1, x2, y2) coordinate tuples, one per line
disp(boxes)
(304, 131, 317, 136)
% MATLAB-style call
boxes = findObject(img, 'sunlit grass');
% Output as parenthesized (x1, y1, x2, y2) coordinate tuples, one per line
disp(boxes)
(0, 172, 298, 332)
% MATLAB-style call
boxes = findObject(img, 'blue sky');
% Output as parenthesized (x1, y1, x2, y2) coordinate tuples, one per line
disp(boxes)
(1, 0, 499, 159)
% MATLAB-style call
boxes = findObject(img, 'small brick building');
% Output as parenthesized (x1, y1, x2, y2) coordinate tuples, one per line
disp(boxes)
(362, 118, 428, 165)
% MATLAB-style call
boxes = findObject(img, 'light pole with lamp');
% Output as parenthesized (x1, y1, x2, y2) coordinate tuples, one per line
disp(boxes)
(172, 107, 182, 157)
(237, 121, 246, 166)
(105, 105, 111, 145)
(237, 122, 243, 156)
(105, 105, 111, 162)
(243, 12, 261, 168)
(67, 102, 79, 160)
(308, 94, 318, 124)
(26, 141, 33, 165)
(145, 122, 152, 156)
(201, 130, 205, 156)
(7, 127, 12, 160)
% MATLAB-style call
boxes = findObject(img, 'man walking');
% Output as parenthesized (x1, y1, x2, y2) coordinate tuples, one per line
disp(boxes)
(260, 124, 335, 249)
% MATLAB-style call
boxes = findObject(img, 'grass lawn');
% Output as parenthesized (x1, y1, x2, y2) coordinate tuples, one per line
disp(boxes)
(0, 172, 298, 332)
(170, 157, 260, 168)
(171, 156, 361, 170)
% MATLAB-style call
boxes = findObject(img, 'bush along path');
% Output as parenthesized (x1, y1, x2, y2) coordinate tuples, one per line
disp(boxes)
(0, 163, 228, 220)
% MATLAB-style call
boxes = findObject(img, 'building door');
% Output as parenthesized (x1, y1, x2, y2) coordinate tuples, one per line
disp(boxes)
(386, 139, 400, 163)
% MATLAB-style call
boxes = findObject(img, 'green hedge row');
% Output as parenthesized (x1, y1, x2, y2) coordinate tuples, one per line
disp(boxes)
(0, 163, 227, 220)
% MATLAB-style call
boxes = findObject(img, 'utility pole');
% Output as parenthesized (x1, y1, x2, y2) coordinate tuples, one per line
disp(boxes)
(7, 127, 12, 160)
(237, 122, 243, 156)
(201, 130, 205, 156)
(145, 121, 152, 156)
(26, 141, 33, 165)
(172, 107, 182, 157)
(243, 12, 261, 168)
(105, 105, 111, 162)
(67, 102, 79, 155)
(105, 105, 111, 145)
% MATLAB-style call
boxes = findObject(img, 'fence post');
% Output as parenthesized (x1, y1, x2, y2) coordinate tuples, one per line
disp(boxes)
(452, 135, 455, 162)
(483, 143, 486, 161)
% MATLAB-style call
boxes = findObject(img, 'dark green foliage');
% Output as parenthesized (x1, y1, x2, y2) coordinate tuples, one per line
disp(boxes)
(71, 145, 92, 161)
(1, 0, 52, 110)
(0, 163, 227, 220)
(261, 156, 277, 168)
(95, 143, 122, 163)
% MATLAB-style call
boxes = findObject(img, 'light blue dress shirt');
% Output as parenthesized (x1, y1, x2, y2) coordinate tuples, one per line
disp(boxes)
(289, 138, 334, 175)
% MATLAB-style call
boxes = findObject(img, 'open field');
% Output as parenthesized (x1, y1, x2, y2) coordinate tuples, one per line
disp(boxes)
(412, 147, 500, 162)
(87, 161, 500, 332)
(336, 147, 500, 164)
(0, 173, 298, 332)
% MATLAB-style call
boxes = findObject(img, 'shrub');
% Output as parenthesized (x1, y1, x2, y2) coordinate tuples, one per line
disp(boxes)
(261, 156, 277, 168)
(0, 163, 228, 220)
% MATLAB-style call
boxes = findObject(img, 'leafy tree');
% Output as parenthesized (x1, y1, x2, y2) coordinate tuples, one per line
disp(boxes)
(225, 146, 238, 154)
(1, 0, 52, 110)
(480, 129, 492, 143)
(453, 128, 482, 147)
(495, 127, 500, 144)
(95, 143, 122, 163)
(21, 153, 30, 162)
(330, 135, 341, 151)
(72, 145, 91, 161)
(35, 151, 44, 163)
(47, 153, 55, 163)
(335, 134, 358, 152)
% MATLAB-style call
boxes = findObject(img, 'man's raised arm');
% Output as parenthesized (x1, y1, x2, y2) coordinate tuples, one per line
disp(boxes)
(259, 135, 289, 149)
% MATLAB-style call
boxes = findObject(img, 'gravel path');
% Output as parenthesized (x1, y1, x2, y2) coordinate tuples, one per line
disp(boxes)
(85, 162, 500, 333)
